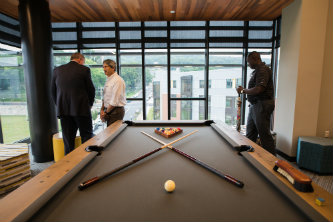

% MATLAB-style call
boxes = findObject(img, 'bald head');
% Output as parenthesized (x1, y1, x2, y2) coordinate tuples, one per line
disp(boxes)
(71, 52, 85, 65)
(247, 51, 262, 69)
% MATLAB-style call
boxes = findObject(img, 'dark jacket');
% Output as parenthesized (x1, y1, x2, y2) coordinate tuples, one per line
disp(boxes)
(51, 61, 95, 117)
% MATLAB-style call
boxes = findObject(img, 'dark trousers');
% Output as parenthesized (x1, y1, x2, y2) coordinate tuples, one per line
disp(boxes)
(246, 100, 276, 155)
(60, 115, 93, 155)
(105, 107, 125, 127)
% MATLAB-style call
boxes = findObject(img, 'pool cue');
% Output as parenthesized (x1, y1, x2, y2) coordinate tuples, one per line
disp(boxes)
(236, 93, 241, 132)
(78, 130, 198, 190)
(141, 131, 244, 188)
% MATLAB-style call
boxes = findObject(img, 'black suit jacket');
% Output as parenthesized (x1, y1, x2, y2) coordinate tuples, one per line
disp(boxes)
(52, 61, 95, 117)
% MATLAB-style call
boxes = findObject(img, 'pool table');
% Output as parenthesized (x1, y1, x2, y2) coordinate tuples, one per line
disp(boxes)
(0, 120, 332, 222)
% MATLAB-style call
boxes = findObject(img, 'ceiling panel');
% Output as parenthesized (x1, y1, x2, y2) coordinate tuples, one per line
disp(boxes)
(0, 0, 293, 22)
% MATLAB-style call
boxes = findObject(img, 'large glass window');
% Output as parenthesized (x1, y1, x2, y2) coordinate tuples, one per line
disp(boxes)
(124, 100, 143, 121)
(0, 19, 280, 142)
(199, 95, 205, 120)
(225, 96, 237, 125)
(0, 44, 29, 143)
(119, 49, 143, 120)
(145, 49, 168, 120)
(119, 49, 142, 98)
(53, 49, 77, 67)
(170, 49, 205, 100)
(170, 49, 206, 120)
(208, 48, 242, 123)
(170, 94, 177, 119)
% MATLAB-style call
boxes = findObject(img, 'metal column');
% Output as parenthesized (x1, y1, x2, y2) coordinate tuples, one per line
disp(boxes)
(18, 0, 58, 162)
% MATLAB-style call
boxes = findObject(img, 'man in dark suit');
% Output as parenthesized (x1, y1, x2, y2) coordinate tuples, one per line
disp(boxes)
(51, 52, 95, 155)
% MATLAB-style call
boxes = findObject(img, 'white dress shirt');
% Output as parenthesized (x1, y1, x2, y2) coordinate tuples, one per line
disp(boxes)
(103, 72, 126, 107)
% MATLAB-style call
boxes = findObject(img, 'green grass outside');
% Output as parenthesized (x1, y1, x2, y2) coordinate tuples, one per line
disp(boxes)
(147, 107, 154, 120)
(1, 115, 30, 144)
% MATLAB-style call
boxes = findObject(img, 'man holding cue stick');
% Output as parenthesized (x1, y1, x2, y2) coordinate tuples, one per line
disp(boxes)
(236, 93, 242, 132)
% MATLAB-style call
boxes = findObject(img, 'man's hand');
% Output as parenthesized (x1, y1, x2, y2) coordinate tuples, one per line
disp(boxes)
(100, 110, 106, 122)
(236, 86, 244, 94)
(106, 105, 114, 113)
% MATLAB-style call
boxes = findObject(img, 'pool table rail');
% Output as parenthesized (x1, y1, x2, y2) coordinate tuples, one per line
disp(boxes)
(0, 121, 126, 222)
(213, 120, 333, 222)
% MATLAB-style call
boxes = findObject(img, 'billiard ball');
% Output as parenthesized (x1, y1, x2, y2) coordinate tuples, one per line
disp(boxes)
(164, 180, 176, 192)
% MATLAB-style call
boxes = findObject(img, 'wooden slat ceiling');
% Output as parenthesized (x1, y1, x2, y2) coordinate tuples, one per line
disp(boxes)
(0, 0, 293, 22)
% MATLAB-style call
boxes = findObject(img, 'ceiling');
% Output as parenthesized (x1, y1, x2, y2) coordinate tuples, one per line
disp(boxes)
(0, 0, 293, 22)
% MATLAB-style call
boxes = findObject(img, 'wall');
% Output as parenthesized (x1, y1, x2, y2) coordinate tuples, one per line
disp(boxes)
(316, 0, 333, 138)
(274, 0, 302, 155)
(275, 0, 330, 157)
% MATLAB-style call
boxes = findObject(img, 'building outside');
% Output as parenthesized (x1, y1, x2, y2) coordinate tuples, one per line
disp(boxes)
(148, 67, 241, 124)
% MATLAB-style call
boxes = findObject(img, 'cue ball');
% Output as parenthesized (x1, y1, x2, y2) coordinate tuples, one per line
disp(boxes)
(164, 180, 176, 192)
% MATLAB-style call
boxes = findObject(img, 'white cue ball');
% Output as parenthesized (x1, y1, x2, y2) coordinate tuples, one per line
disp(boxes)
(164, 180, 176, 192)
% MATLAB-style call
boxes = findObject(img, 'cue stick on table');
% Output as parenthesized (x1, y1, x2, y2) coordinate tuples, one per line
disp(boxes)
(141, 131, 244, 188)
(78, 130, 198, 190)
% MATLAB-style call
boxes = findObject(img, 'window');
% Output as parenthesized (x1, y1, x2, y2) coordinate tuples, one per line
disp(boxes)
(181, 76, 192, 97)
(199, 80, 204, 88)
(208, 95, 212, 120)
(225, 96, 237, 125)
(226, 78, 242, 89)
(172, 80, 177, 88)
(152, 81, 160, 120)
(0, 79, 10, 90)
(81, 48, 117, 101)
(171, 49, 205, 100)
(226, 79, 233, 88)
(208, 49, 242, 123)
(119, 49, 143, 121)
(180, 76, 193, 120)
(53, 49, 76, 67)
(170, 96, 177, 119)
(181, 101, 192, 120)
(0, 18, 280, 141)
(145, 49, 168, 120)
(226, 97, 232, 108)
(0, 44, 29, 143)
(199, 95, 205, 120)
(225, 115, 232, 125)
(119, 49, 142, 98)
(236, 78, 242, 88)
